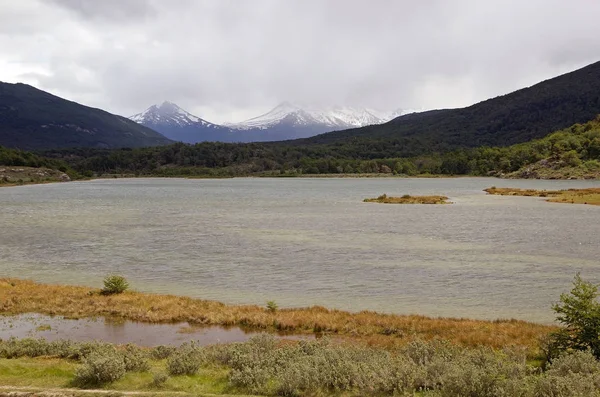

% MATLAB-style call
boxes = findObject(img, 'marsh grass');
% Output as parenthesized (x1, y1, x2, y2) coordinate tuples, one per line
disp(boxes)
(364, 193, 451, 204)
(484, 187, 600, 206)
(0, 279, 553, 355)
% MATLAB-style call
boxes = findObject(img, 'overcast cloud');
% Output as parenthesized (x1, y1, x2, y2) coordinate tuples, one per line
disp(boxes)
(0, 0, 599, 123)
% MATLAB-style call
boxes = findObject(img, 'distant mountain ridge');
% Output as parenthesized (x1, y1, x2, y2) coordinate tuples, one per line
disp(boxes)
(297, 60, 600, 155)
(130, 101, 404, 143)
(225, 102, 405, 130)
(0, 82, 172, 150)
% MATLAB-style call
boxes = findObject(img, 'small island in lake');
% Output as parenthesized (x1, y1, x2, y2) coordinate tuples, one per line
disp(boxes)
(364, 193, 451, 204)
(484, 187, 600, 206)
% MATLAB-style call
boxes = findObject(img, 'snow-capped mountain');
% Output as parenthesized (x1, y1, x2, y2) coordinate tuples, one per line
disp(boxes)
(131, 101, 217, 127)
(226, 102, 402, 133)
(129, 101, 231, 143)
(130, 101, 412, 143)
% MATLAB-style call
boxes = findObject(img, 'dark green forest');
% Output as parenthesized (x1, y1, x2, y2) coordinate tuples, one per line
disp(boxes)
(0, 146, 73, 172)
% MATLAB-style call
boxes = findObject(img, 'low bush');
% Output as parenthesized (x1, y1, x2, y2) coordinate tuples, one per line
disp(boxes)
(122, 344, 150, 372)
(151, 371, 169, 387)
(0, 338, 49, 358)
(166, 343, 205, 375)
(74, 350, 126, 385)
(151, 344, 176, 360)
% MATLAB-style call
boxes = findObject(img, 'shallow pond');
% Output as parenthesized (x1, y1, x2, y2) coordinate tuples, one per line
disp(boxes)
(0, 313, 307, 346)
(1, 177, 599, 323)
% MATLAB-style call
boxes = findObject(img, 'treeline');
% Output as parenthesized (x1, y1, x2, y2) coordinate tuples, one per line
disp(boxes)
(0, 146, 74, 173)
(36, 117, 600, 178)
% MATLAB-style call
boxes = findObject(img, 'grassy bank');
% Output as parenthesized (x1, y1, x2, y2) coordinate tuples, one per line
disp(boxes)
(0, 279, 552, 354)
(484, 187, 600, 205)
(364, 193, 451, 204)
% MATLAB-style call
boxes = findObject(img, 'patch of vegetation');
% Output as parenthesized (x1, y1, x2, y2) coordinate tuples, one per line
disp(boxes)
(2, 335, 600, 396)
(0, 146, 80, 185)
(166, 343, 205, 376)
(0, 278, 553, 354)
(266, 300, 278, 313)
(101, 275, 130, 295)
(74, 349, 126, 386)
(484, 187, 600, 206)
(364, 193, 451, 204)
(546, 274, 600, 360)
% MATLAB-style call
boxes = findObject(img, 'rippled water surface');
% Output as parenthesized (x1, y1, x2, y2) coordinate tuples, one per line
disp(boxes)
(1, 177, 599, 323)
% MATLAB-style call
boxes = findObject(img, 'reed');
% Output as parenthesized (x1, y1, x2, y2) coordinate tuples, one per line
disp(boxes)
(0, 278, 553, 354)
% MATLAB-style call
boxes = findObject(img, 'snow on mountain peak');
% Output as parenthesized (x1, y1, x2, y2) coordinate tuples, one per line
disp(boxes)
(225, 102, 404, 131)
(130, 101, 217, 128)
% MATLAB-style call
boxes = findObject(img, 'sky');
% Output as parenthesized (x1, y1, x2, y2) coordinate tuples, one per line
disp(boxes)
(1, 0, 599, 123)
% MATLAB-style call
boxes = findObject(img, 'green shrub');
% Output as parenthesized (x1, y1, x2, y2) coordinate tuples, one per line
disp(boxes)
(102, 275, 129, 295)
(545, 350, 600, 376)
(534, 372, 600, 397)
(71, 341, 115, 360)
(266, 300, 278, 313)
(75, 350, 126, 385)
(122, 344, 150, 372)
(0, 338, 49, 358)
(151, 371, 169, 388)
(584, 160, 600, 170)
(151, 345, 176, 360)
(166, 343, 205, 375)
(548, 274, 600, 359)
(47, 339, 76, 358)
(439, 348, 530, 397)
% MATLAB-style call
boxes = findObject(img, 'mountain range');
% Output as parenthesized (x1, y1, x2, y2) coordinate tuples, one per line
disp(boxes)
(0, 82, 172, 150)
(2, 60, 600, 153)
(130, 101, 405, 143)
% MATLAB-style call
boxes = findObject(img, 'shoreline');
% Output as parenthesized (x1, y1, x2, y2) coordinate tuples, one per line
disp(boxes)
(0, 278, 554, 353)
(2, 170, 600, 188)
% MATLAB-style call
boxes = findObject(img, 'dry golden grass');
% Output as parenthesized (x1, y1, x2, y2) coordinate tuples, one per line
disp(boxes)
(364, 193, 451, 204)
(484, 187, 600, 205)
(0, 279, 553, 354)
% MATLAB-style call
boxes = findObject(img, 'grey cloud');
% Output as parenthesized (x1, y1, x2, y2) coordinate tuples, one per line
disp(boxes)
(46, 0, 156, 21)
(1, 0, 600, 122)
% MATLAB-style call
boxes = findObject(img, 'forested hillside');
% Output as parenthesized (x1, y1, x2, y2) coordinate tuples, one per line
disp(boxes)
(0, 82, 172, 150)
(294, 60, 600, 156)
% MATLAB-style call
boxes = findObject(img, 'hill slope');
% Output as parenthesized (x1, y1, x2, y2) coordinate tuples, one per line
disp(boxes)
(299, 60, 600, 155)
(0, 82, 172, 150)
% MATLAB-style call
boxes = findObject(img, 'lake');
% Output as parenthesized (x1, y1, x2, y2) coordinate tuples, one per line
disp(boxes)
(1, 177, 599, 323)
